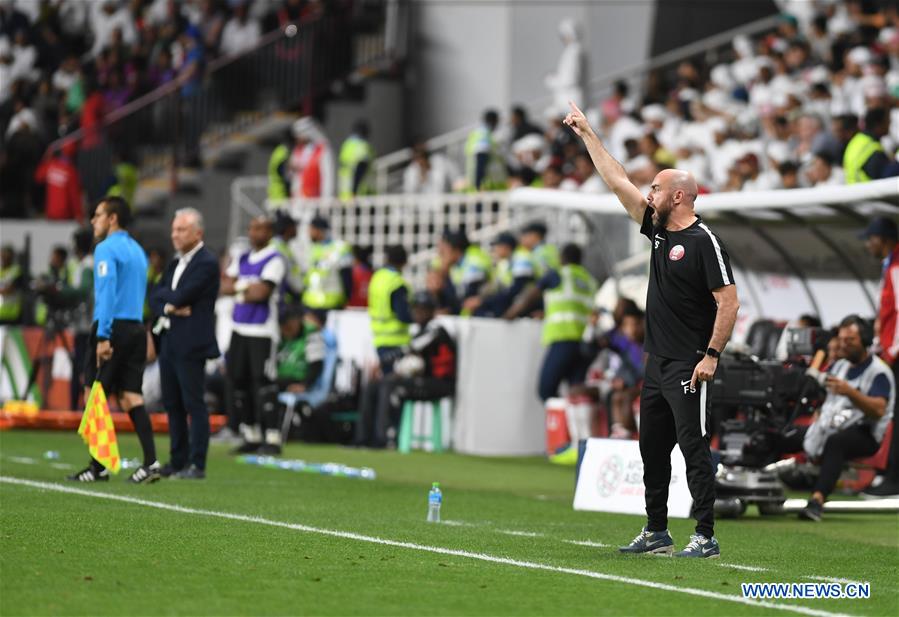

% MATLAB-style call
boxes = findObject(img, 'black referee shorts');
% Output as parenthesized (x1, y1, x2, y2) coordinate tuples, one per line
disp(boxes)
(83, 320, 147, 396)
(639, 353, 716, 539)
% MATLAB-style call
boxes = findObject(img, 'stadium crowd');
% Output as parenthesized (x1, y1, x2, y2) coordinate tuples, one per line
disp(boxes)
(0, 0, 337, 219)
(267, 0, 899, 204)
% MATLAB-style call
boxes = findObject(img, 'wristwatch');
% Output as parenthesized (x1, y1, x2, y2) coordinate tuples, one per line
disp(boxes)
(705, 347, 720, 359)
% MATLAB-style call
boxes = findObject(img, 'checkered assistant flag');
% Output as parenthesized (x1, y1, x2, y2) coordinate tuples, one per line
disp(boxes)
(77, 381, 121, 474)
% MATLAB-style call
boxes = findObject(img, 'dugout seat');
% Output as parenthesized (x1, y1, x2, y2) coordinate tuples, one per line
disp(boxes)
(278, 328, 339, 443)
(844, 420, 894, 492)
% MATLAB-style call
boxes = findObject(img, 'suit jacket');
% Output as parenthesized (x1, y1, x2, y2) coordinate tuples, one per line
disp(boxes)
(150, 245, 220, 361)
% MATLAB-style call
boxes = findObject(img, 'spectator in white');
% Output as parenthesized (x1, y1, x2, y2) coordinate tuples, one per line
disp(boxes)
(601, 100, 642, 164)
(624, 155, 656, 193)
(659, 97, 688, 151)
(57, 0, 90, 44)
(835, 46, 872, 116)
(673, 142, 711, 189)
(89, 0, 137, 58)
(737, 153, 780, 191)
(544, 18, 584, 118)
(571, 152, 607, 193)
(146, 0, 179, 28)
(706, 117, 743, 190)
(792, 113, 842, 165)
(5, 97, 39, 139)
(765, 141, 792, 173)
(220, 1, 260, 56)
(702, 65, 741, 119)
(730, 34, 758, 86)
(749, 58, 777, 116)
(402, 141, 462, 195)
(52, 53, 80, 96)
(9, 28, 36, 84)
(805, 151, 845, 186)
(806, 81, 834, 120)
(778, 160, 801, 189)
(510, 133, 549, 181)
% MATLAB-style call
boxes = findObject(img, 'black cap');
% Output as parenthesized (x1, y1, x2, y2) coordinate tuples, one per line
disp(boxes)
(859, 217, 898, 241)
(310, 216, 330, 230)
(491, 232, 517, 248)
(521, 221, 547, 236)
(441, 230, 469, 251)
(411, 291, 436, 309)
(273, 210, 297, 234)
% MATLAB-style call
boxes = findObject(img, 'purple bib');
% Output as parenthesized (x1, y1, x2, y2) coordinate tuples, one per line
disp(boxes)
(232, 250, 281, 325)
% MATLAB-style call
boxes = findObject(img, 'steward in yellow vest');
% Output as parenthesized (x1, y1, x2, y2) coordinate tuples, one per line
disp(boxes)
(843, 108, 891, 184)
(435, 230, 492, 315)
(463, 231, 536, 317)
(368, 245, 412, 374)
(505, 243, 597, 401)
(464, 109, 506, 191)
(302, 216, 353, 312)
(338, 120, 376, 200)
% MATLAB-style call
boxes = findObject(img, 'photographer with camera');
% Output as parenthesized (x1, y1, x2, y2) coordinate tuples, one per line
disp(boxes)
(780, 315, 895, 521)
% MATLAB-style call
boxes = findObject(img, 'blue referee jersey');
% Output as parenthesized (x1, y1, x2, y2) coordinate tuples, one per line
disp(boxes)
(93, 230, 148, 339)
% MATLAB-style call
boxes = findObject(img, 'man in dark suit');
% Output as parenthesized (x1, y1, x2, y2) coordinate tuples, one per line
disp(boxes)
(150, 208, 220, 479)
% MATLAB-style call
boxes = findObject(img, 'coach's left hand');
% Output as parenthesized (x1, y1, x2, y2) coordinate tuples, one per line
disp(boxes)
(690, 356, 718, 391)
(97, 340, 113, 366)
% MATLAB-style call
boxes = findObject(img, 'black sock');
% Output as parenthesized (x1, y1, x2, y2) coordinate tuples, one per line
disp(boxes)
(128, 405, 157, 466)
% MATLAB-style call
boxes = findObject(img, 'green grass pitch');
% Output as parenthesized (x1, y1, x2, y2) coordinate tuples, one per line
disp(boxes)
(1, 430, 897, 616)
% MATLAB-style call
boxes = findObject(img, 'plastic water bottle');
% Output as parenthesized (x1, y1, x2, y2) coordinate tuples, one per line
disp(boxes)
(427, 482, 442, 523)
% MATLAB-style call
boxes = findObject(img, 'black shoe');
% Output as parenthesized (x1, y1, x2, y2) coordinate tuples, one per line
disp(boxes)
(257, 443, 282, 456)
(127, 461, 162, 484)
(230, 441, 261, 455)
(798, 499, 823, 522)
(159, 463, 182, 478)
(861, 478, 899, 499)
(66, 465, 109, 482)
(173, 465, 206, 480)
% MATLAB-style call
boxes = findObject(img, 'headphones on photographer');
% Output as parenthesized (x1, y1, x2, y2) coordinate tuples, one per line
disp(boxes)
(841, 315, 874, 348)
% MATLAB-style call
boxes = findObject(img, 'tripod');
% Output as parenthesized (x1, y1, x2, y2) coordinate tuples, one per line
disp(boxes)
(21, 312, 74, 408)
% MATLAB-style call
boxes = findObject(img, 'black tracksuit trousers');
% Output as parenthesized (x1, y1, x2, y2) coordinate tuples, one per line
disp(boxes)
(640, 353, 716, 539)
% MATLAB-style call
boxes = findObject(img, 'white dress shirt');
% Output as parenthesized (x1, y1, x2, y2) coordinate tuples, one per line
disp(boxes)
(172, 242, 204, 290)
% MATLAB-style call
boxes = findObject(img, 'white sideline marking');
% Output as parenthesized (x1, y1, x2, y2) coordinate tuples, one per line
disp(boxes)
(564, 540, 611, 548)
(441, 520, 475, 527)
(497, 529, 544, 538)
(720, 563, 769, 572)
(7, 456, 37, 464)
(0, 476, 853, 617)
(805, 576, 868, 586)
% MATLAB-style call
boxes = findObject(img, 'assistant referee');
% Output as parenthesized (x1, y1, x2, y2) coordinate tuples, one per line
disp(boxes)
(68, 196, 161, 484)
(564, 102, 739, 559)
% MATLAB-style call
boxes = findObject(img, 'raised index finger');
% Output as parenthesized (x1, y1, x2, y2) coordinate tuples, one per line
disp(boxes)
(568, 100, 585, 117)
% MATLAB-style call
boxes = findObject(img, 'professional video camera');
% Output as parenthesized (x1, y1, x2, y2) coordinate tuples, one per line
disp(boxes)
(711, 327, 831, 517)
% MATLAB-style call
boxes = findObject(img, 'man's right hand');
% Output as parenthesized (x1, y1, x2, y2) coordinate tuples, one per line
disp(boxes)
(563, 101, 594, 139)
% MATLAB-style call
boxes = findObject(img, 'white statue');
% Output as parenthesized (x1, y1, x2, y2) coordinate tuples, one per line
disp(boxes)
(544, 18, 585, 119)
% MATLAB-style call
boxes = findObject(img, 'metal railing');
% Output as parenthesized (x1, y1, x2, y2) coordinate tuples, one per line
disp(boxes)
(229, 176, 591, 286)
(372, 13, 782, 194)
(46, 5, 406, 205)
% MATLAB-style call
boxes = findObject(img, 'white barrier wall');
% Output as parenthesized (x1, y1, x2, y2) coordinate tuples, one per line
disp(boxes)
(327, 310, 547, 456)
